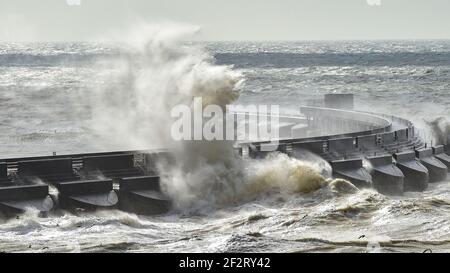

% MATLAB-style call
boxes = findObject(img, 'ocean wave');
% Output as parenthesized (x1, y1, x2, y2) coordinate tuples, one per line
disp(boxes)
(0, 53, 113, 67)
(215, 52, 450, 68)
(2, 40, 450, 253)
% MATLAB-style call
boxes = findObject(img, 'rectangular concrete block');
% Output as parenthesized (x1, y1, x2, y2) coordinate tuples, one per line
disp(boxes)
(357, 134, 378, 149)
(328, 137, 355, 151)
(18, 158, 73, 176)
(57, 179, 113, 195)
(119, 176, 160, 191)
(331, 158, 363, 170)
(83, 154, 134, 171)
(249, 143, 284, 158)
(292, 140, 325, 154)
(396, 129, 408, 141)
(0, 162, 6, 178)
(433, 145, 445, 155)
(367, 155, 393, 166)
(444, 144, 450, 155)
(394, 151, 416, 163)
(415, 148, 433, 159)
(380, 132, 396, 145)
(0, 185, 49, 202)
(260, 143, 287, 153)
(324, 94, 354, 109)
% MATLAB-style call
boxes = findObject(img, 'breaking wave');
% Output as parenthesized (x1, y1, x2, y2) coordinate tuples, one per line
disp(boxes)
(426, 117, 450, 145)
(2, 37, 450, 253)
(85, 23, 349, 212)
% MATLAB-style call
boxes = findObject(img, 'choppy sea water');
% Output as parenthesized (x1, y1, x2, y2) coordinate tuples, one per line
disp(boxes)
(1, 41, 450, 253)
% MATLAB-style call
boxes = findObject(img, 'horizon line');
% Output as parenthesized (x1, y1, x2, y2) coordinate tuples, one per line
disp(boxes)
(1, 38, 450, 43)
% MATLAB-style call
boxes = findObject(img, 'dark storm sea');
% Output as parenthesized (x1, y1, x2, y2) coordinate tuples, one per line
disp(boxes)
(0, 41, 450, 253)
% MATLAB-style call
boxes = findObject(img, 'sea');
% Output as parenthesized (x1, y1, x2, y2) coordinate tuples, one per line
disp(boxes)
(0, 40, 450, 253)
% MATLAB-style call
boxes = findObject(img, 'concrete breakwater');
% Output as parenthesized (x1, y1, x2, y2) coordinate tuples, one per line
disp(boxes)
(0, 151, 171, 216)
(1, 96, 449, 216)
(243, 98, 448, 196)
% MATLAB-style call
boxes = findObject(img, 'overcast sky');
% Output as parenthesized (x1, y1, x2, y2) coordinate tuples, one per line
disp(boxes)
(0, 0, 449, 41)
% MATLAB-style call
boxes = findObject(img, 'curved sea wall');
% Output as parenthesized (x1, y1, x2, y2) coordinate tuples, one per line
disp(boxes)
(240, 105, 448, 196)
(0, 101, 448, 215)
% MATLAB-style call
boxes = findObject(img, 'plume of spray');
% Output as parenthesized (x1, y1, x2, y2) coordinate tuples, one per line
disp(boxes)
(425, 117, 450, 145)
(88, 22, 347, 212)
(88, 23, 246, 210)
(88, 23, 240, 150)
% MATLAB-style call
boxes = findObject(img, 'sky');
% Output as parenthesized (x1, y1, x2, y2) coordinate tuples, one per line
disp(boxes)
(0, 0, 449, 41)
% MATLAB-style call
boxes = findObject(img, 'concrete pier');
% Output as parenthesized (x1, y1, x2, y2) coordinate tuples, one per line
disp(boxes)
(0, 185, 54, 214)
(0, 95, 446, 215)
(118, 176, 171, 215)
(415, 148, 448, 182)
(56, 179, 118, 210)
(394, 151, 428, 192)
(433, 145, 450, 170)
(331, 159, 372, 188)
(367, 155, 404, 195)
